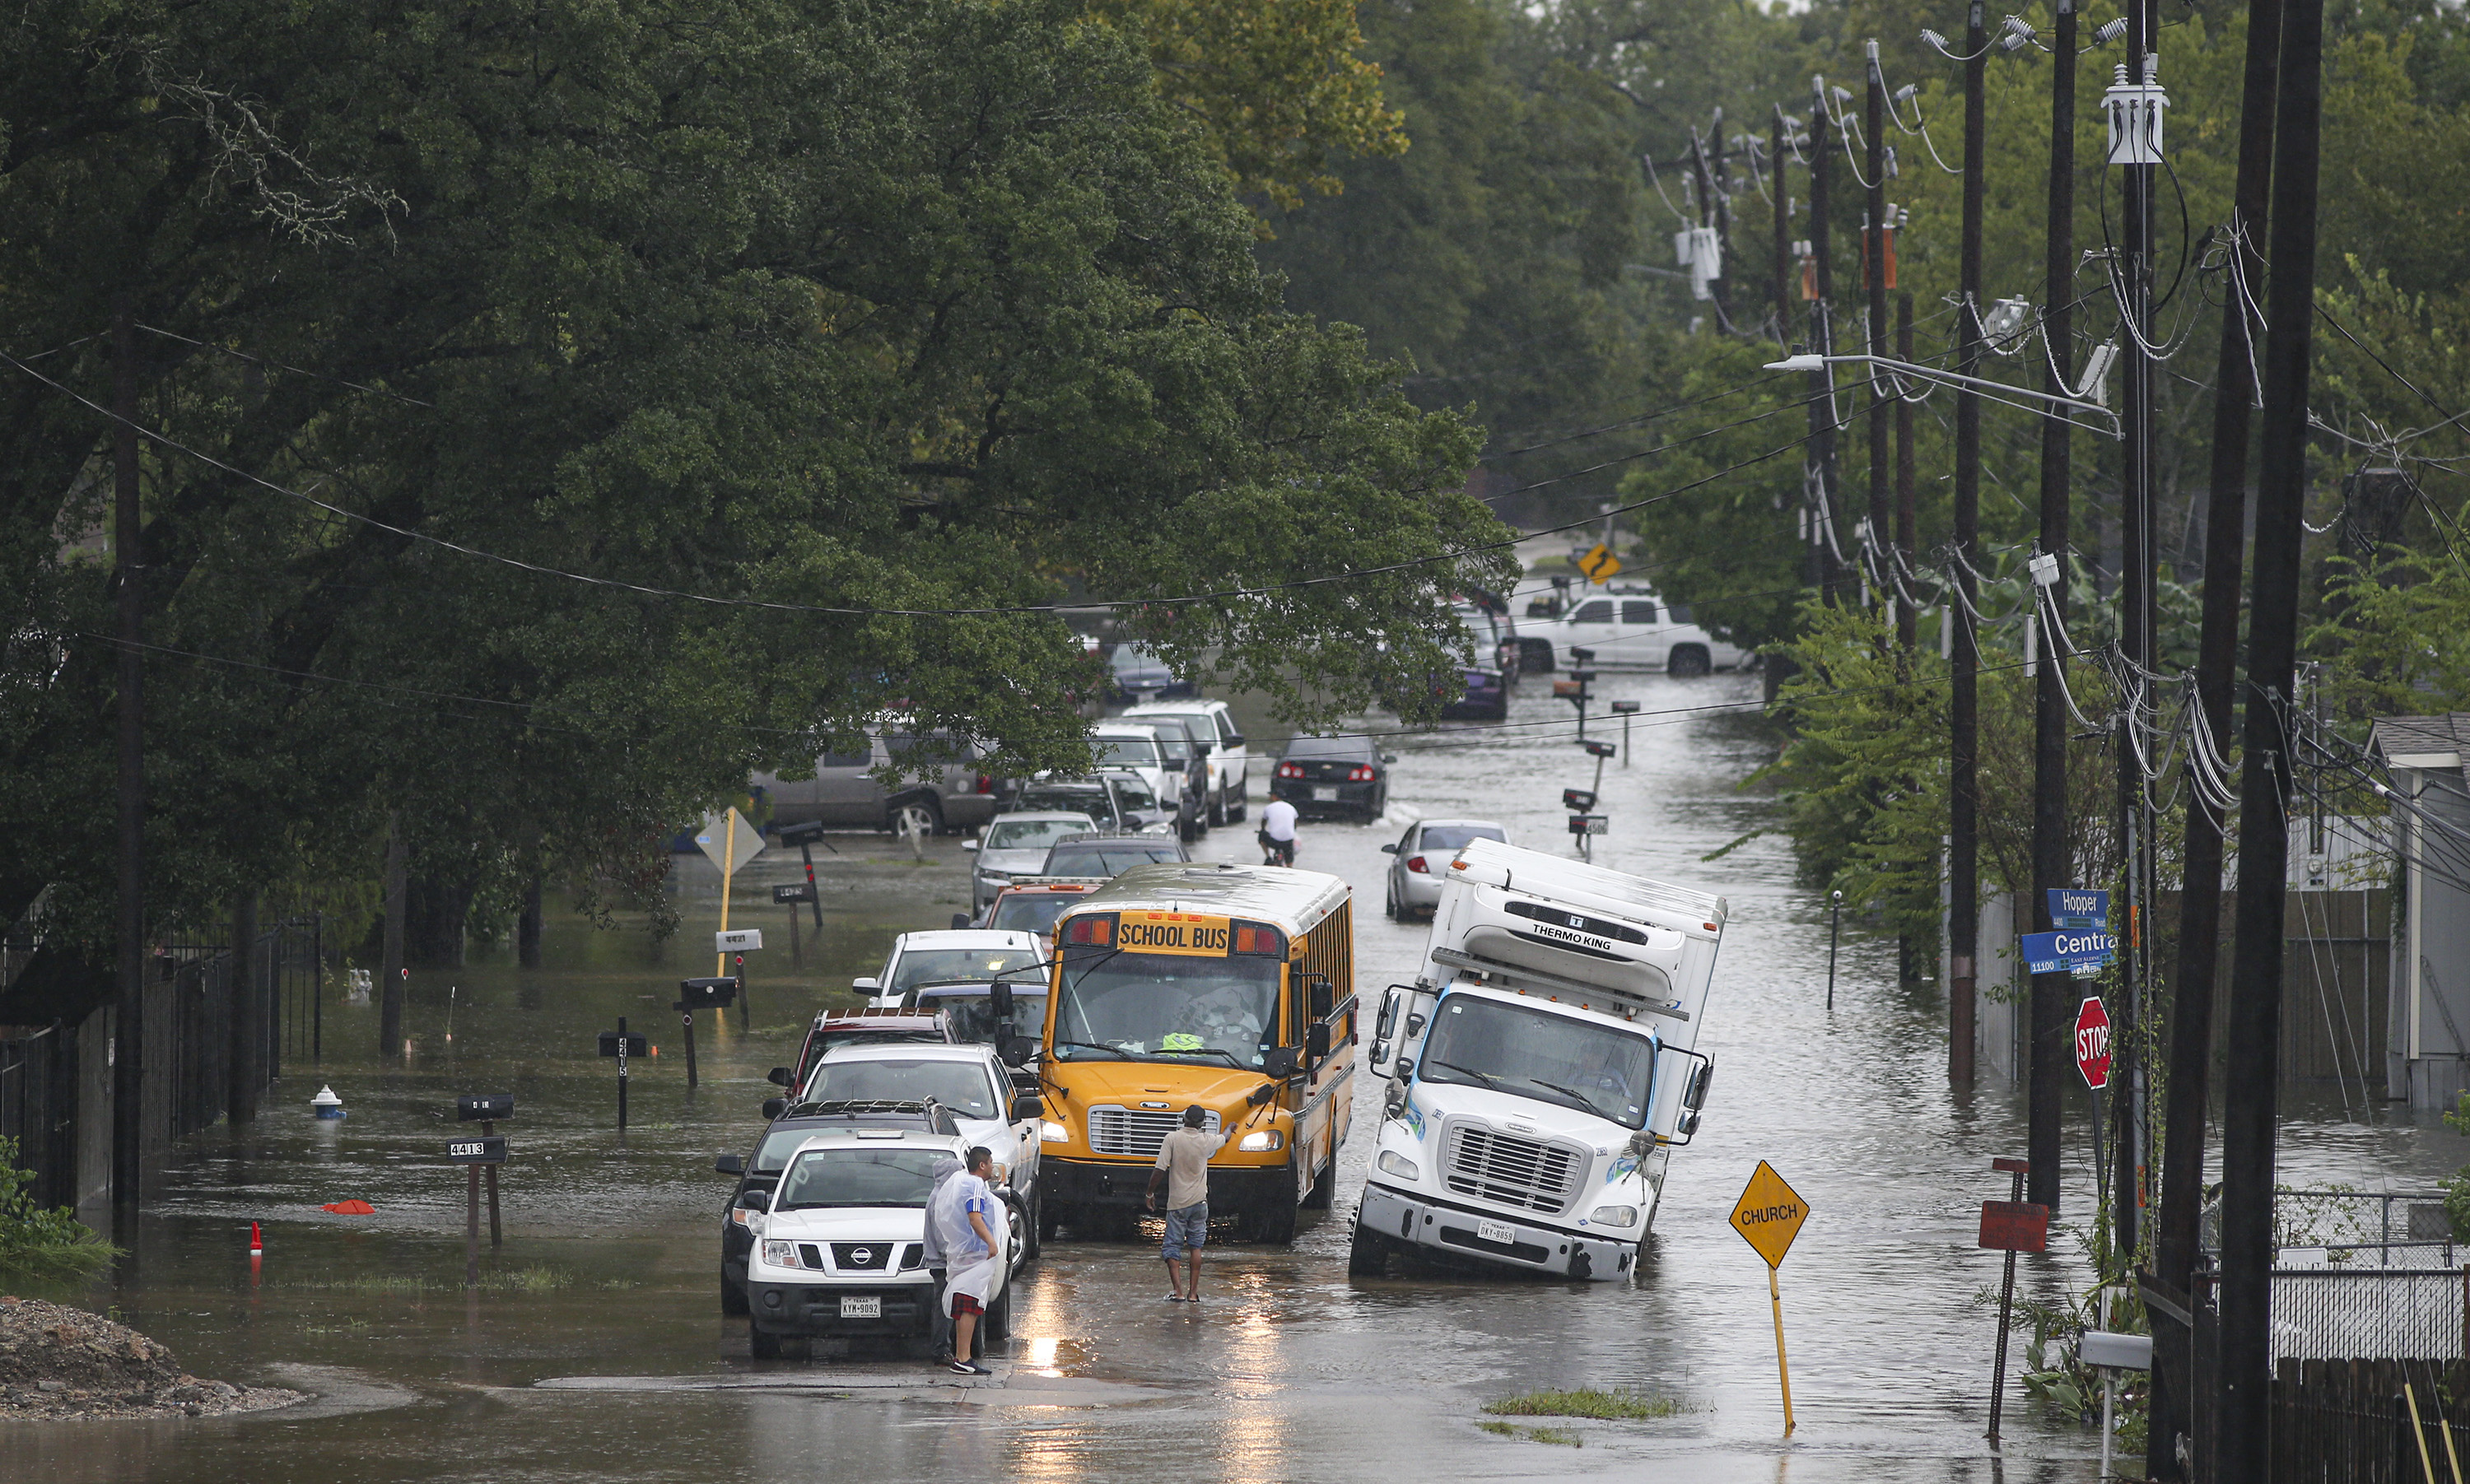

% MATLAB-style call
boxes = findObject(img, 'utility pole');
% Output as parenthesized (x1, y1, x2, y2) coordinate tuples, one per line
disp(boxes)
(1897, 292, 1918, 653)
(2151, 0, 2281, 1469)
(1711, 110, 1737, 329)
(1865, 43, 1893, 616)
(2027, 0, 2081, 1218)
(380, 816, 407, 1055)
(1689, 126, 1733, 332)
(1810, 77, 1844, 606)
(227, 891, 260, 1125)
(2109, 0, 2162, 1265)
(1949, 0, 1988, 1088)
(111, 304, 146, 1244)
(1771, 107, 1792, 340)
(2218, 0, 2327, 1469)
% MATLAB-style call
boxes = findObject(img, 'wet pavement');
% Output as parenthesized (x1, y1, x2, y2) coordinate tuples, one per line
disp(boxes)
(4, 668, 2459, 1482)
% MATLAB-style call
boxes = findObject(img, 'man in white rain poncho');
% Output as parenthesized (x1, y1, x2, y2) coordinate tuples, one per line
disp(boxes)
(917, 1153, 965, 1365)
(928, 1146, 1001, 1375)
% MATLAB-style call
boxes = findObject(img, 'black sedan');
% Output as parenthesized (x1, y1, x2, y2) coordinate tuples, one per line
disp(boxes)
(712, 1098, 960, 1315)
(1270, 733, 1394, 821)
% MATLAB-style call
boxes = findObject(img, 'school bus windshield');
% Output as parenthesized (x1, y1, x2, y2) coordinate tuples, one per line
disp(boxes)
(1051, 949, 1280, 1068)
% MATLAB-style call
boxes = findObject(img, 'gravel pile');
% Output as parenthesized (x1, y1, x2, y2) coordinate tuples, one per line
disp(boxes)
(0, 1296, 302, 1419)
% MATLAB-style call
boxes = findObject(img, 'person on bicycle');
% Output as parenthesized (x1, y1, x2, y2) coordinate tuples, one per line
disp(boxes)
(1257, 796, 1298, 867)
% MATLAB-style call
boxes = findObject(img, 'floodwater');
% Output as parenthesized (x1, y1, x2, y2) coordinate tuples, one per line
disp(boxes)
(4, 669, 2458, 1482)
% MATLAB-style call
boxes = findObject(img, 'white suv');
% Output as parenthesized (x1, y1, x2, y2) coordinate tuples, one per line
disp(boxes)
(797, 1041, 1047, 1245)
(739, 1126, 1014, 1359)
(1523, 585, 1746, 676)
(857, 929, 1046, 1008)
(1119, 700, 1250, 825)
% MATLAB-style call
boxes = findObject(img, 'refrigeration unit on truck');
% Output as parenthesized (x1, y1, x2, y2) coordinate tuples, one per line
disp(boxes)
(1350, 838, 1722, 1282)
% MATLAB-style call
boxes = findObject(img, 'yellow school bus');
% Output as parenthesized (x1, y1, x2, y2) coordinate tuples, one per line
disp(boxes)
(1036, 861, 1357, 1244)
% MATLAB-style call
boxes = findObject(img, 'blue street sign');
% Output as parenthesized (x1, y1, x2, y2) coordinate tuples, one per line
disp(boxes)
(2047, 887, 2111, 930)
(2021, 928, 2118, 976)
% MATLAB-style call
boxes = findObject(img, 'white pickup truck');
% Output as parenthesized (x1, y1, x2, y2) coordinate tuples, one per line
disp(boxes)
(1351, 838, 1723, 1281)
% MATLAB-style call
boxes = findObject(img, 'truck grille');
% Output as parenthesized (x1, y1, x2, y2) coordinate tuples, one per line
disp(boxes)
(1442, 1121, 1584, 1214)
(1088, 1105, 1220, 1157)
(831, 1242, 889, 1271)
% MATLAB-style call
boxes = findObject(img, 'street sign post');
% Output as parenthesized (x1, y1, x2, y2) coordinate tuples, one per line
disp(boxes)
(1730, 1161, 1809, 1435)
(1577, 543, 1622, 584)
(2020, 928, 2118, 976)
(693, 807, 764, 984)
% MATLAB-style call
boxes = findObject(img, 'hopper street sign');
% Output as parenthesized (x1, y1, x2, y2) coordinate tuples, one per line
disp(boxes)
(2074, 996, 2113, 1091)
(1730, 1160, 1810, 1269)
(1577, 543, 1623, 584)
(2047, 887, 2111, 929)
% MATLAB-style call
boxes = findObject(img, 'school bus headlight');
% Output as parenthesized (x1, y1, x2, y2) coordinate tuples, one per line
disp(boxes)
(1237, 1129, 1284, 1152)
(1587, 1204, 1640, 1229)
(1377, 1151, 1419, 1179)
(1041, 1120, 1070, 1143)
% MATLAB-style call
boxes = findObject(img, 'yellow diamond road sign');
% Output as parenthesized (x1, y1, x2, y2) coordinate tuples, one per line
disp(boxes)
(1577, 542, 1622, 584)
(694, 807, 765, 875)
(1731, 1160, 1810, 1269)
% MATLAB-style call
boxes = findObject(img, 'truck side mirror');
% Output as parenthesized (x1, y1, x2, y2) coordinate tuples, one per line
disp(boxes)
(1684, 1059, 1715, 1110)
(853, 976, 879, 993)
(950, 913, 972, 930)
(962, 839, 980, 852)
(714, 1153, 745, 1176)
(761, 1097, 787, 1120)
(1011, 1093, 1044, 1122)
(739, 1189, 770, 1212)
(766, 1066, 795, 1087)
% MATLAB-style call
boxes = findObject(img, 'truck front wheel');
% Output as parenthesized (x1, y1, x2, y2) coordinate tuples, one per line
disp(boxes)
(1347, 1216, 1390, 1277)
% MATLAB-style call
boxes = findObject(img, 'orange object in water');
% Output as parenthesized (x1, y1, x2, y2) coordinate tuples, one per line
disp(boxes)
(321, 1199, 376, 1216)
(249, 1221, 263, 1253)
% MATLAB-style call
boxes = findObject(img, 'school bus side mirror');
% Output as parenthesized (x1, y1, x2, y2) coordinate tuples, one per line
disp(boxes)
(1306, 1022, 1332, 1062)
(1262, 1047, 1301, 1079)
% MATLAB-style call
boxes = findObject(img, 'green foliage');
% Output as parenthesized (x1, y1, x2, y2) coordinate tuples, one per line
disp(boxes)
(0, 0, 1508, 966)
(0, 1137, 118, 1287)
(1484, 1387, 1689, 1420)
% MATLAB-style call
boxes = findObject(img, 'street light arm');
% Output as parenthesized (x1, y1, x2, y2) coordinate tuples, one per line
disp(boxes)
(1762, 351, 2121, 435)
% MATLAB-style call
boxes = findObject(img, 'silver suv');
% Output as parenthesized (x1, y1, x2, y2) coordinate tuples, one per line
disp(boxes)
(753, 728, 1000, 836)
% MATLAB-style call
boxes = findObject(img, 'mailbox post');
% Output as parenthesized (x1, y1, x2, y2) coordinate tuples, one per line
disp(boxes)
(772, 882, 817, 967)
(598, 1017, 648, 1129)
(1610, 698, 1640, 764)
(450, 1096, 513, 1286)
(676, 977, 739, 1091)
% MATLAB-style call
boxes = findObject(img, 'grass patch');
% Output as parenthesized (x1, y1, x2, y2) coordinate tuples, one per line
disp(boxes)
(1484, 1387, 1689, 1421)
(1476, 1420, 1582, 1448)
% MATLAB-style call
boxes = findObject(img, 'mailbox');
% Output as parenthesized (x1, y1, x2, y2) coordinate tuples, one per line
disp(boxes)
(456, 1094, 515, 1122)
(677, 976, 740, 1012)
(771, 882, 818, 905)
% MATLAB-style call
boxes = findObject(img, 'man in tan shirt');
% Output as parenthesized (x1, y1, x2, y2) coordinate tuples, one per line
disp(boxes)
(1144, 1105, 1228, 1300)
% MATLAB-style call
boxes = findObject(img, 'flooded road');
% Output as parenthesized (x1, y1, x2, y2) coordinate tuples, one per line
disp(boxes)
(4, 669, 2458, 1482)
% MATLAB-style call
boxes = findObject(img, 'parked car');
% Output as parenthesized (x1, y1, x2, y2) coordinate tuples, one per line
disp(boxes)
(1092, 723, 1200, 840)
(1007, 774, 1173, 835)
(964, 812, 1098, 914)
(783, 1009, 954, 1100)
(914, 981, 1049, 1052)
(796, 1041, 1047, 1249)
(1270, 733, 1394, 821)
(1521, 585, 1747, 676)
(1379, 817, 1511, 919)
(734, 1123, 1014, 1357)
(752, 727, 1001, 837)
(954, 876, 1108, 934)
(1119, 700, 1251, 825)
(1104, 643, 1196, 703)
(712, 1097, 961, 1316)
(1124, 714, 1213, 836)
(1038, 833, 1191, 877)
(858, 929, 1048, 1008)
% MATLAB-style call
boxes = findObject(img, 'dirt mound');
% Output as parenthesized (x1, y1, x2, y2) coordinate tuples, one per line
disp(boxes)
(0, 1296, 302, 1419)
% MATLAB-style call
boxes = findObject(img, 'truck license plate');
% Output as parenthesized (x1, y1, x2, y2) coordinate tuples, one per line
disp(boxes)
(839, 1296, 881, 1319)
(1311, 786, 1338, 801)
(1477, 1219, 1515, 1246)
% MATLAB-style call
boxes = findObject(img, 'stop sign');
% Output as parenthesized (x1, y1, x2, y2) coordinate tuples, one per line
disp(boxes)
(2074, 996, 2113, 1091)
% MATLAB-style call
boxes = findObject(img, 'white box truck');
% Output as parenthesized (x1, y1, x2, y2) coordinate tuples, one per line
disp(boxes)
(1351, 838, 1723, 1281)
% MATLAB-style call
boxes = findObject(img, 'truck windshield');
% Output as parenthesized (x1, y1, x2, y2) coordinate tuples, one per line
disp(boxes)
(919, 990, 1048, 1045)
(1051, 951, 1279, 1068)
(1419, 994, 1656, 1128)
(986, 892, 1082, 935)
(775, 1147, 945, 1209)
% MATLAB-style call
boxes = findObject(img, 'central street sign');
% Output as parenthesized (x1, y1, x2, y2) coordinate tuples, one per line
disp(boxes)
(2075, 996, 2114, 1091)
(1730, 1160, 1810, 1269)
(2047, 886, 2111, 929)
(2020, 928, 2118, 975)
(1576, 542, 1622, 584)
